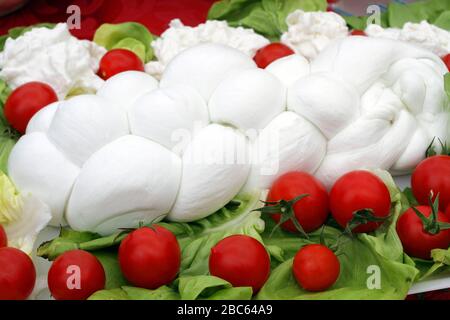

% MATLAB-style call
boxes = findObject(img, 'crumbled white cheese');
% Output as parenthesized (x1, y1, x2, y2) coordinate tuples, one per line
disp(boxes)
(145, 19, 269, 78)
(365, 21, 450, 57)
(0, 23, 106, 99)
(280, 10, 349, 60)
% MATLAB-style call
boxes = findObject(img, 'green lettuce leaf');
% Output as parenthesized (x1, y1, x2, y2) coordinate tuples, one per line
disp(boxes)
(37, 228, 127, 261)
(433, 11, 450, 30)
(445, 73, 450, 101)
(93, 22, 154, 62)
(94, 250, 129, 289)
(413, 248, 450, 280)
(89, 275, 252, 300)
(257, 170, 418, 300)
(344, 13, 389, 30)
(344, 0, 450, 31)
(0, 80, 18, 174)
(387, 0, 450, 29)
(208, 0, 327, 40)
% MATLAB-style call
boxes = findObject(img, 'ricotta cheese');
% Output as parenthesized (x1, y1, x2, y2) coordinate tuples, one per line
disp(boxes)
(0, 23, 106, 99)
(281, 10, 349, 60)
(365, 21, 450, 57)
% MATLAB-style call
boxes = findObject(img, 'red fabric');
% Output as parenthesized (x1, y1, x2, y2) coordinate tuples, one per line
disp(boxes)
(0, 0, 218, 39)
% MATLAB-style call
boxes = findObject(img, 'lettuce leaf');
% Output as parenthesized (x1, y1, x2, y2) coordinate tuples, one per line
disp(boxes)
(89, 275, 252, 300)
(93, 22, 154, 62)
(433, 11, 450, 30)
(344, 0, 450, 31)
(208, 0, 327, 40)
(0, 80, 19, 174)
(257, 170, 418, 300)
(387, 0, 450, 29)
(0, 171, 51, 254)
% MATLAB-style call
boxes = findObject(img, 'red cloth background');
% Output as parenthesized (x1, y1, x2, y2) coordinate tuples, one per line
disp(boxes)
(0, 0, 218, 39)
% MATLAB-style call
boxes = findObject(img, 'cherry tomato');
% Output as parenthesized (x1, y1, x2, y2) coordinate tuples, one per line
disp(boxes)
(397, 206, 450, 260)
(119, 226, 180, 289)
(412, 155, 450, 212)
(98, 49, 144, 80)
(330, 171, 391, 233)
(446, 205, 450, 218)
(0, 225, 6, 248)
(442, 54, 450, 71)
(0, 247, 36, 300)
(266, 172, 329, 233)
(209, 235, 270, 293)
(4, 82, 58, 134)
(48, 250, 105, 300)
(253, 43, 295, 69)
(293, 244, 340, 292)
(350, 30, 366, 36)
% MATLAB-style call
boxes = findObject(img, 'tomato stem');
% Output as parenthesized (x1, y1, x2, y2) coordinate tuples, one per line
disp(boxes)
(426, 137, 450, 157)
(412, 193, 450, 235)
(255, 194, 310, 238)
(344, 208, 391, 234)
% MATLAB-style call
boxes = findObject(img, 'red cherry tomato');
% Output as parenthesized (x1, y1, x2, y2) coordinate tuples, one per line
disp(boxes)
(4, 82, 58, 134)
(442, 54, 450, 71)
(209, 235, 270, 293)
(351, 30, 366, 36)
(48, 250, 105, 300)
(0, 247, 36, 300)
(253, 43, 295, 69)
(396, 206, 450, 260)
(412, 155, 450, 212)
(0, 225, 6, 248)
(267, 172, 329, 233)
(98, 49, 145, 80)
(119, 226, 180, 289)
(293, 244, 340, 292)
(446, 205, 450, 218)
(330, 171, 391, 233)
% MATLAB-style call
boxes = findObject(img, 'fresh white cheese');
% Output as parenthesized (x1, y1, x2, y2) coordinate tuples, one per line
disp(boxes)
(365, 21, 450, 57)
(66, 135, 182, 236)
(97, 71, 159, 111)
(209, 68, 286, 134)
(301, 37, 449, 187)
(167, 124, 250, 222)
(129, 84, 209, 153)
(266, 54, 310, 87)
(0, 23, 106, 99)
(47, 95, 129, 166)
(146, 19, 269, 78)
(288, 73, 360, 139)
(160, 43, 257, 101)
(244, 111, 327, 192)
(8, 133, 80, 226)
(281, 10, 349, 60)
(26, 102, 59, 134)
